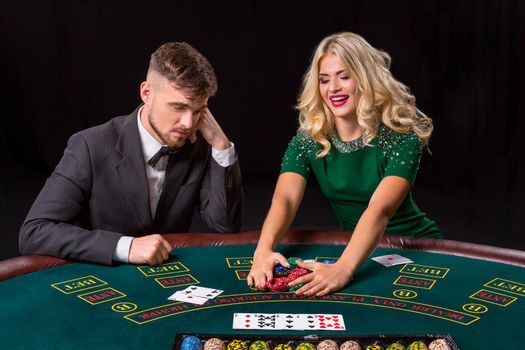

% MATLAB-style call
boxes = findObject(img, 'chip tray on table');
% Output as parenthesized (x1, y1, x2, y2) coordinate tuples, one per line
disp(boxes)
(173, 333, 460, 350)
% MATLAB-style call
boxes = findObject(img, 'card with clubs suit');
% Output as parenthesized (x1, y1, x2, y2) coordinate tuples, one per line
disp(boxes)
(275, 314, 307, 330)
(180, 286, 224, 299)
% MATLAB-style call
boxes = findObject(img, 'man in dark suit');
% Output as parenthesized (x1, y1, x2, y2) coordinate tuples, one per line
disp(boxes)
(19, 42, 243, 266)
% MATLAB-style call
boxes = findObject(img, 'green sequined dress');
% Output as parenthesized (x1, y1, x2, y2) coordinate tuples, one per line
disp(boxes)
(280, 124, 441, 238)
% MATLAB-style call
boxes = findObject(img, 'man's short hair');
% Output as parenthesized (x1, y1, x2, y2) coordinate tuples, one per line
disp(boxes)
(148, 42, 218, 97)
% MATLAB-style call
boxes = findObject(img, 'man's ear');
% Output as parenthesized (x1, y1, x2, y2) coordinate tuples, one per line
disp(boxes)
(140, 81, 152, 105)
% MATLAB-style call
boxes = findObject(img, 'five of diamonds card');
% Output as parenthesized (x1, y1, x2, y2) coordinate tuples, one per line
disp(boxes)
(233, 313, 346, 331)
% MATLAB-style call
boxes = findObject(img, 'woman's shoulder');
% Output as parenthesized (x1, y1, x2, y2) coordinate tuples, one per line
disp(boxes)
(287, 129, 320, 154)
(376, 123, 421, 155)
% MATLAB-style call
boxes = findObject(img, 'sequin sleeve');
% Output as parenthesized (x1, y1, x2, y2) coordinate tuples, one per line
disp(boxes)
(279, 131, 317, 180)
(382, 130, 422, 185)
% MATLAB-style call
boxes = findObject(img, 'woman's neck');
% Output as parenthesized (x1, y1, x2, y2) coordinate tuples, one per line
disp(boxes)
(334, 115, 362, 141)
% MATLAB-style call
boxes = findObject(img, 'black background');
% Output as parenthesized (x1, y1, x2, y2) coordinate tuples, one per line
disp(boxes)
(1, 0, 524, 260)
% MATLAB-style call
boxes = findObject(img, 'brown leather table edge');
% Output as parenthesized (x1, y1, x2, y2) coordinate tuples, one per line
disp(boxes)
(2, 230, 524, 281)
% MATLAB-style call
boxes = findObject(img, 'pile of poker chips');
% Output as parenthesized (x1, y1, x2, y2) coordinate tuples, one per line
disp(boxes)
(266, 257, 339, 293)
(177, 336, 455, 350)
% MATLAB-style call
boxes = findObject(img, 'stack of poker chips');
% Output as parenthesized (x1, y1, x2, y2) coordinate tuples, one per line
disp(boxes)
(265, 257, 336, 293)
(266, 257, 309, 292)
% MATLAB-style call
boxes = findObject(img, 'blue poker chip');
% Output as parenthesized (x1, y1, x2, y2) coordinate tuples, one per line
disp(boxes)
(274, 264, 286, 272)
(274, 264, 290, 277)
(181, 336, 203, 350)
(322, 260, 336, 264)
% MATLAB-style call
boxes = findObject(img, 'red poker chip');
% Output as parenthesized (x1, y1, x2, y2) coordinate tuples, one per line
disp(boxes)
(266, 277, 290, 292)
(266, 267, 312, 292)
(265, 264, 313, 292)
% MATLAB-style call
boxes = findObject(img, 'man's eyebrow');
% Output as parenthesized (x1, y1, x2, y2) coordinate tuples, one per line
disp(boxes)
(168, 102, 190, 108)
(168, 101, 208, 112)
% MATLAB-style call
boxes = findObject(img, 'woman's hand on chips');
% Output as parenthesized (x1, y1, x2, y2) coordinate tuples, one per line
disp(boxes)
(288, 260, 354, 297)
(247, 250, 290, 291)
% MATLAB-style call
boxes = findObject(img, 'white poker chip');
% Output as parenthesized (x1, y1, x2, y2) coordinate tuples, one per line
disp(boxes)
(302, 259, 316, 263)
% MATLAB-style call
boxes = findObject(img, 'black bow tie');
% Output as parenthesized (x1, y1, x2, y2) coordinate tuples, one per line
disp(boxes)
(148, 146, 181, 167)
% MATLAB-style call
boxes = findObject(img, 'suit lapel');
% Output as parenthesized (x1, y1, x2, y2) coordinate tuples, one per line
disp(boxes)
(114, 108, 152, 232)
(153, 141, 197, 229)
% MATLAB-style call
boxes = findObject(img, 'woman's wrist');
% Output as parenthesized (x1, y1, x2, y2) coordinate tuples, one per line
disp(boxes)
(254, 246, 273, 258)
(334, 259, 357, 277)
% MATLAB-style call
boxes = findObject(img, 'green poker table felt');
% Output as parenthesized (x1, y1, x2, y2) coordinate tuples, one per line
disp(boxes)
(1, 231, 524, 349)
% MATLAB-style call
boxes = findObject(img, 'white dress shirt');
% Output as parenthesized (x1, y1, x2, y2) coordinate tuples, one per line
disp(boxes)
(112, 107, 236, 262)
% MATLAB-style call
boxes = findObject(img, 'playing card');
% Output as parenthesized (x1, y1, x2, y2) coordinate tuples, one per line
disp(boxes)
(275, 314, 305, 330)
(233, 313, 346, 331)
(315, 314, 346, 330)
(371, 254, 413, 267)
(168, 291, 209, 305)
(233, 313, 255, 329)
(303, 314, 319, 330)
(257, 314, 277, 329)
(232, 313, 276, 330)
(181, 285, 224, 299)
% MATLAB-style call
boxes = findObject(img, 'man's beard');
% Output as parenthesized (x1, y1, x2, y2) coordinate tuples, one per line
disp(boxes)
(148, 112, 189, 148)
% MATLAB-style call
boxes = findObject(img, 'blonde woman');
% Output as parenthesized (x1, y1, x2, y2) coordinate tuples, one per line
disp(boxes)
(247, 32, 441, 296)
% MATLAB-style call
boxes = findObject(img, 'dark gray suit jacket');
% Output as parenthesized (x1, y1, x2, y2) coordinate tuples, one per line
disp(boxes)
(19, 108, 243, 265)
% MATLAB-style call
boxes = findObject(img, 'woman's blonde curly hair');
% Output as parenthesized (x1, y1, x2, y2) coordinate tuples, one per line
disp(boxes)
(297, 32, 433, 157)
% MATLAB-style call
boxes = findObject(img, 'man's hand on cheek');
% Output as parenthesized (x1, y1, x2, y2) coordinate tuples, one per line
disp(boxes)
(194, 108, 230, 150)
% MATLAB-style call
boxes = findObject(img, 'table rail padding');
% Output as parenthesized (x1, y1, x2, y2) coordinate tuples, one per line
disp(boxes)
(2, 231, 524, 281)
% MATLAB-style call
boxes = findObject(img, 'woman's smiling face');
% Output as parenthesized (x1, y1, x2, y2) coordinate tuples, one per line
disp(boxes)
(318, 53, 360, 120)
